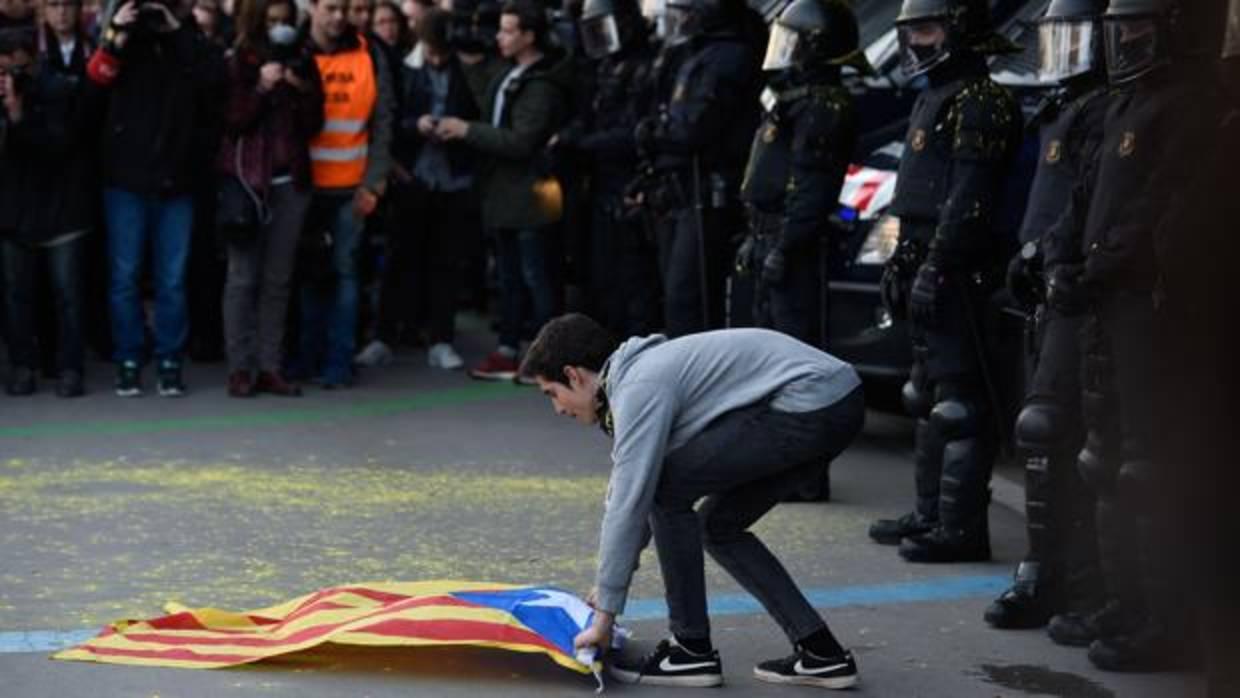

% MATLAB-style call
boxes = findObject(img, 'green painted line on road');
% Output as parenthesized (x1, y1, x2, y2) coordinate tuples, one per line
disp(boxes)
(0, 383, 526, 440)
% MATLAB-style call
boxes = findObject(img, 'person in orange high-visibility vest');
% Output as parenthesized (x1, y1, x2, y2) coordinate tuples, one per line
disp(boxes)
(297, 0, 393, 388)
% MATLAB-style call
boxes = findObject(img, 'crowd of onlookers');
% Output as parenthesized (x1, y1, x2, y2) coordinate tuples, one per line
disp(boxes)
(0, 0, 601, 398)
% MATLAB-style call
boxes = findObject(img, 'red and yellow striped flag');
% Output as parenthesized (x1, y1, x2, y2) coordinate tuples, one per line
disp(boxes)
(53, 581, 599, 675)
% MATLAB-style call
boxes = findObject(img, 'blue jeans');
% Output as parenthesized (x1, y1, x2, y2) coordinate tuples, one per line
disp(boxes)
(104, 188, 193, 364)
(300, 194, 362, 384)
(494, 227, 556, 349)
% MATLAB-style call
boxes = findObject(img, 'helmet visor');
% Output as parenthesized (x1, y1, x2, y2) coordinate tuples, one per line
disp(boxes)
(666, 3, 693, 43)
(580, 13, 622, 57)
(762, 22, 800, 71)
(1037, 19, 1097, 83)
(640, 0, 666, 39)
(897, 19, 951, 77)
(1104, 16, 1163, 84)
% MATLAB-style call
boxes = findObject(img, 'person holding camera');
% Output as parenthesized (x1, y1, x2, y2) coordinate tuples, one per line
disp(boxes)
(218, 0, 324, 397)
(297, 0, 393, 389)
(0, 21, 101, 397)
(86, 0, 227, 397)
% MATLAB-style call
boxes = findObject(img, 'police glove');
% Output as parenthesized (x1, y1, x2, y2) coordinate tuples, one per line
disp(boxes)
(1046, 263, 1088, 316)
(761, 247, 787, 285)
(634, 117, 658, 153)
(734, 236, 756, 277)
(1006, 242, 1044, 311)
(909, 262, 947, 328)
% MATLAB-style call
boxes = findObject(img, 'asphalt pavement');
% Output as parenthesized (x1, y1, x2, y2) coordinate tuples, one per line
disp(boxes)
(0, 322, 1203, 697)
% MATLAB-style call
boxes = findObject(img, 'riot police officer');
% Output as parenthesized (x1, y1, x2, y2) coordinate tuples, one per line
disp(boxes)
(983, 0, 1110, 632)
(636, 0, 761, 336)
(566, 0, 662, 337)
(867, 0, 1023, 563)
(1045, 0, 1225, 671)
(737, 0, 870, 348)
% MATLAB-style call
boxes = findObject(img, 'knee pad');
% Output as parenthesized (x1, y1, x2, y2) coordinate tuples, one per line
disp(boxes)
(930, 387, 980, 442)
(1117, 457, 1155, 498)
(903, 378, 933, 418)
(1014, 400, 1064, 453)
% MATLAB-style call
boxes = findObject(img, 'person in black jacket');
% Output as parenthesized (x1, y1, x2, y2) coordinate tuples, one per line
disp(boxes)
(86, 0, 227, 397)
(0, 25, 99, 397)
(636, 0, 761, 337)
(361, 8, 480, 370)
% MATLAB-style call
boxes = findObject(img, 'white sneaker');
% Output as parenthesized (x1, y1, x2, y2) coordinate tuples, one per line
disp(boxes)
(354, 340, 394, 367)
(427, 342, 464, 370)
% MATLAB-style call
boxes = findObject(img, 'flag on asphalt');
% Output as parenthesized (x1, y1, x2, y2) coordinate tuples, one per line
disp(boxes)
(53, 581, 604, 676)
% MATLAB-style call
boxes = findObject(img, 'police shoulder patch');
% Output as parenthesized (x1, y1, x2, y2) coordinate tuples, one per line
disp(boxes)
(1046, 139, 1063, 164)
(1119, 131, 1136, 158)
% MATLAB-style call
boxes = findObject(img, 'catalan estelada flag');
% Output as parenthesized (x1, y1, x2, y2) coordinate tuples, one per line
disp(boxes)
(53, 581, 601, 676)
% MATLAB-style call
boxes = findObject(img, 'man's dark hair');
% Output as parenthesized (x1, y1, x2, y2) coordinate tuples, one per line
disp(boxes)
(501, 0, 547, 44)
(417, 6, 449, 52)
(519, 313, 619, 386)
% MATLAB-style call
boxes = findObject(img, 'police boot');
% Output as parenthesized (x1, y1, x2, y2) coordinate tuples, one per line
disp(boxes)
(1088, 617, 1186, 673)
(870, 416, 941, 545)
(1048, 598, 1135, 647)
(985, 562, 1055, 629)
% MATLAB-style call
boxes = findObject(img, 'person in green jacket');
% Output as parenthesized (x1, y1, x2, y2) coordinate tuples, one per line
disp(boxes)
(434, 0, 570, 381)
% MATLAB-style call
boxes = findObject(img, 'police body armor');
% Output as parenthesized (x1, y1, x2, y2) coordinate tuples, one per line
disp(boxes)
(739, 81, 854, 345)
(986, 86, 1109, 629)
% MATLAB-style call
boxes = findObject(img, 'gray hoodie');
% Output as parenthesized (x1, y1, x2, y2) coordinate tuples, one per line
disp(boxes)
(594, 328, 861, 614)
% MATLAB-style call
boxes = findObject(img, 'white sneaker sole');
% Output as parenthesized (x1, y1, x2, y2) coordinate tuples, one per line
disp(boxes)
(753, 667, 859, 689)
(115, 387, 142, 398)
(608, 666, 723, 687)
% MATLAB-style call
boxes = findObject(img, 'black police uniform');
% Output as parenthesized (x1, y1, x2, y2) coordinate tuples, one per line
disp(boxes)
(739, 75, 856, 347)
(984, 84, 1108, 629)
(580, 39, 662, 337)
(646, 32, 761, 336)
(875, 53, 1022, 561)
(1057, 65, 1222, 669)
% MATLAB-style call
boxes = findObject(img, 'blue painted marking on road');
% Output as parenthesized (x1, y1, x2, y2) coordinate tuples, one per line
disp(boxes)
(0, 574, 1009, 654)
(623, 573, 1009, 621)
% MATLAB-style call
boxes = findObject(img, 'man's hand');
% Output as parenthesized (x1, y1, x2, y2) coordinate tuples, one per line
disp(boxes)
(282, 66, 308, 92)
(434, 116, 469, 141)
(417, 114, 437, 137)
(573, 609, 614, 655)
(108, 1, 139, 48)
(258, 61, 283, 92)
(352, 187, 379, 218)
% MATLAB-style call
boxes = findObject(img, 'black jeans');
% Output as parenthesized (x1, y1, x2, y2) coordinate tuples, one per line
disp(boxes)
(378, 187, 473, 345)
(651, 386, 866, 643)
(2, 236, 86, 372)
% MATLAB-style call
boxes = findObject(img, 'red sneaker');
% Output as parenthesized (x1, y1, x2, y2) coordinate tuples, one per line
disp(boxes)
(469, 351, 519, 381)
(255, 371, 303, 397)
(228, 370, 255, 398)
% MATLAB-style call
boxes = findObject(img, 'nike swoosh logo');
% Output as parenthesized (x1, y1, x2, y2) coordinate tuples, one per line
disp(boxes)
(794, 660, 849, 675)
(658, 657, 718, 672)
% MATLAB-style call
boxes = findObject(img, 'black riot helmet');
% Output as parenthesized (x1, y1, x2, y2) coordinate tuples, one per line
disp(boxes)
(762, 0, 875, 74)
(579, 0, 644, 57)
(665, 0, 744, 44)
(1037, 0, 1108, 84)
(1101, 0, 1184, 84)
(894, 0, 1019, 77)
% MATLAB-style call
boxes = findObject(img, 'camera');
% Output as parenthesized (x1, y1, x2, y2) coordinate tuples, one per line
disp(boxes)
(136, 0, 174, 33)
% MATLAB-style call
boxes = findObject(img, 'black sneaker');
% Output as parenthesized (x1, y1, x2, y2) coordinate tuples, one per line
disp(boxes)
(608, 638, 723, 687)
(115, 361, 142, 397)
(157, 359, 186, 397)
(754, 648, 858, 689)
